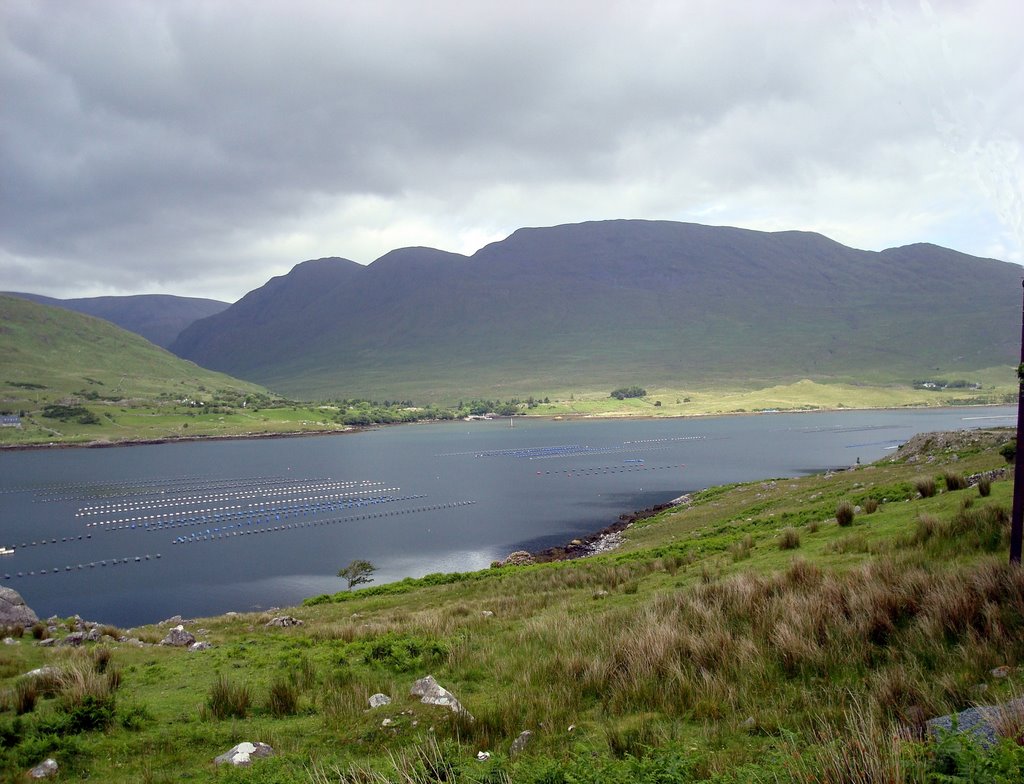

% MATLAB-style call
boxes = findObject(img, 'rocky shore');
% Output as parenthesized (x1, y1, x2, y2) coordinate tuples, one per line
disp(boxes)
(522, 495, 691, 564)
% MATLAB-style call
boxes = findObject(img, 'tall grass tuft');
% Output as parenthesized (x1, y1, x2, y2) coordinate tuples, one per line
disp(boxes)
(13, 680, 37, 715)
(206, 674, 251, 720)
(836, 501, 855, 527)
(778, 527, 801, 550)
(267, 677, 300, 717)
(729, 534, 754, 561)
(863, 498, 879, 514)
(943, 471, 967, 491)
(978, 476, 992, 497)
(915, 477, 937, 498)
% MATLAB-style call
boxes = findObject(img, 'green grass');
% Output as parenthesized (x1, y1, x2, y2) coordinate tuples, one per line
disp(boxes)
(0, 295, 354, 446)
(0, 428, 1022, 781)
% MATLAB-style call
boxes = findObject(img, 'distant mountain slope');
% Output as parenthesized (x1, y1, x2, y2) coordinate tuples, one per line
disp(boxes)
(0, 295, 263, 404)
(4, 292, 229, 348)
(170, 220, 1022, 400)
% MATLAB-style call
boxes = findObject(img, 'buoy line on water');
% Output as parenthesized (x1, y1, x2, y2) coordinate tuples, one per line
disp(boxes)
(3, 553, 163, 581)
(85, 488, 405, 529)
(31, 474, 330, 502)
(75, 479, 385, 516)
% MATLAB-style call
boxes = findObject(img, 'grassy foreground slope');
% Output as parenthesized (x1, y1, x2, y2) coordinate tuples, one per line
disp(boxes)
(0, 295, 349, 446)
(1, 430, 1022, 782)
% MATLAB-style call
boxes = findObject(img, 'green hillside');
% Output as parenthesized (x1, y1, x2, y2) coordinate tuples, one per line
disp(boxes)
(0, 295, 348, 446)
(0, 430, 1021, 781)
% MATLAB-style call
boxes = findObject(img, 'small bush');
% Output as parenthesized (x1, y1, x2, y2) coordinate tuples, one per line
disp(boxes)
(943, 471, 967, 491)
(863, 498, 879, 514)
(206, 674, 251, 720)
(778, 527, 801, 550)
(836, 501, 855, 527)
(31, 622, 48, 640)
(807, 519, 821, 533)
(915, 477, 937, 498)
(1000, 442, 1016, 463)
(978, 477, 992, 497)
(267, 678, 300, 717)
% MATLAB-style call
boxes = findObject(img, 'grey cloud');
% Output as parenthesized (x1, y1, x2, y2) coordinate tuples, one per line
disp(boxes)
(1, 0, 1021, 300)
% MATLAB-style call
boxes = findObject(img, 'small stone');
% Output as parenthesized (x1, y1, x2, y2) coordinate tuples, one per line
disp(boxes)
(740, 716, 756, 729)
(36, 638, 56, 647)
(369, 693, 391, 708)
(382, 717, 394, 727)
(28, 758, 58, 779)
(188, 641, 212, 652)
(476, 751, 491, 761)
(85, 627, 102, 642)
(3, 637, 18, 645)
(510, 730, 533, 756)
(991, 665, 1012, 678)
(160, 614, 184, 626)
(567, 724, 576, 733)
(213, 741, 274, 766)
(592, 590, 609, 599)
(481, 610, 494, 618)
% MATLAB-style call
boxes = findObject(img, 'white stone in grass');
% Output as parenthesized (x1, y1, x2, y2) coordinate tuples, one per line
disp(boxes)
(410, 675, 472, 718)
(369, 693, 391, 708)
(28, 758, 58, 778)
(213, 741, 274, 766)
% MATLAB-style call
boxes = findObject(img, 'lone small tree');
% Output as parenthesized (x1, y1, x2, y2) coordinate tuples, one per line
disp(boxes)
(338, 559, 376, 590)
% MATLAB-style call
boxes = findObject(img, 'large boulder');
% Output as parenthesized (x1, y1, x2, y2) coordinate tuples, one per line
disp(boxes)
(0, 587, 38, 627)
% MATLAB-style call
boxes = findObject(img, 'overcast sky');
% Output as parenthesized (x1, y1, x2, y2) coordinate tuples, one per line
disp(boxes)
(2, 0, 1022, 302)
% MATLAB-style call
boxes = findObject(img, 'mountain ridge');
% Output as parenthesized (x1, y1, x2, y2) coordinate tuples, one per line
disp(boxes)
(168, 219, 1022, 400)
(2, 292, 229, 349)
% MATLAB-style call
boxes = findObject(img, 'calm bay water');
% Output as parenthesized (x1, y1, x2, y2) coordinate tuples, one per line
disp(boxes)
(0, 407, 1013, 626)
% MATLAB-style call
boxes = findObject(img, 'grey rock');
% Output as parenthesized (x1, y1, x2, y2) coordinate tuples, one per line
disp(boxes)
(410, 675, 471, 717)
(926, 698, 1024, 748)
(991, 665, 1011, 678)
(265, 615, 304, 627)
(160, 614, 184, 626)
(481, 611, 494, 618)
(160, 624, 195, 647)
(510, 730, 533, 756)
(369, 693, 391, 708)
(3, 637, 19, 645)
(188, 641, 212, 652)
(501, 551, 535, 567)
(28, 758, 58, 779)
(213, 741, 274, 766)
(85, 627, 103, 642)
(61, 631, 85, 646)
(24, 666, 60, 681)
(36, 638, 56, 647)
(0, 587, 39, 627)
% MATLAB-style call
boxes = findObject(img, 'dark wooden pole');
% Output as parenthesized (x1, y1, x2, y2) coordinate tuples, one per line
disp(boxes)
(1011, 279, 1024, 565)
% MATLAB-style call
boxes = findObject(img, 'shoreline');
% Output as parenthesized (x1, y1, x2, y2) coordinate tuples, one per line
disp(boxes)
(0, 401, 1012, 452)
